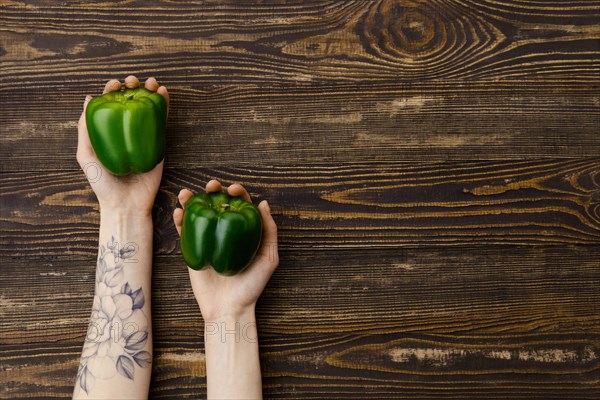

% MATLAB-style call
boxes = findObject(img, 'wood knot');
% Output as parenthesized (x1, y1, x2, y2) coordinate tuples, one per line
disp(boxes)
(395, 10, 436, 52)
(358, 0, 502, 71)
(362, 0, 446, 60)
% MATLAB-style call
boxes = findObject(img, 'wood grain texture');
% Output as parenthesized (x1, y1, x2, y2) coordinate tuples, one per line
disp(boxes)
(1, 159, 599, 259)
(2, 246, 600, 342)
(1, 82, 599, 170)
(1, 0, 599, 83)
(1, 0, 599, 169)
(1, 247, 599, 398)
(1, 0, 599, 398)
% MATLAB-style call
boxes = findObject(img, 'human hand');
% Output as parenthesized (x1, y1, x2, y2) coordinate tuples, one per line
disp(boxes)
(77, 76, 170, 216)
(173, 180, 279, 322)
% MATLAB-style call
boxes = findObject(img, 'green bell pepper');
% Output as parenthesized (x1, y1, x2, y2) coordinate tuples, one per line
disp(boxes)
(85, 87, 167, 175)
(181, 192, 263, 275)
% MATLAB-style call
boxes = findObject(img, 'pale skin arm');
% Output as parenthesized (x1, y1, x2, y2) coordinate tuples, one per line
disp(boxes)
(173, 181, 279, 400)
(73, 76, 169, 399)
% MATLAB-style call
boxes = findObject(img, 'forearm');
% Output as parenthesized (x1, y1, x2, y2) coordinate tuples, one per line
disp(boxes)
(204, 308, 262, 400)
(74, 211, 154, 399)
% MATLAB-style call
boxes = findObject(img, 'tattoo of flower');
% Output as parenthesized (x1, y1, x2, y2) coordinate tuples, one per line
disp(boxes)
(76, 237, 150, 394)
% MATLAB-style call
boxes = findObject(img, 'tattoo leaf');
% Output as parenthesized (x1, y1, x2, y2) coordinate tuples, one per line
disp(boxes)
(79, 366, 87, 393)
(79, 365, 95, 394)
(131, 287, 145, 309)
(116, 355, 135, 380)
(108, 236, 116, 251)
(97, 255, 108, 276)
(95, 268, 102, 284)
(133, 351, 152, 368)
(125, 331, 148, 351)
(121, 282, 132, 295)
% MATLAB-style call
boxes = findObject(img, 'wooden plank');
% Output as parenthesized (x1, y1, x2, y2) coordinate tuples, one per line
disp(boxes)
(1, 247, 599, 343)
(1, 1, 598, 84)
(1, 247, 598, 398)
(1, 333, 599, 399)
(1, 0, 599, 168)
(1, 82, 599, 170)
(1, 159, 599, 258)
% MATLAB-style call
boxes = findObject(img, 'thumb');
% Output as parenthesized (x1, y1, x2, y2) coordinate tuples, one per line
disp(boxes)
(256, 200, 279, 268)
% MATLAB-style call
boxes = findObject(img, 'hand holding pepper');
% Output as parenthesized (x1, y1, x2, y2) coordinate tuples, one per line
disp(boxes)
(173, 180, 279, 322)
(77, 76, 169, 215)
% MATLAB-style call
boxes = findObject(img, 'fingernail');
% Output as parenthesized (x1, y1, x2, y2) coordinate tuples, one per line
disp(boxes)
(263, 200, 270, 213)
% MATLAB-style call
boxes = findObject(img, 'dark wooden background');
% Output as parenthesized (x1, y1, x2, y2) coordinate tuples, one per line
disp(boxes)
(1, 1, 599, 398)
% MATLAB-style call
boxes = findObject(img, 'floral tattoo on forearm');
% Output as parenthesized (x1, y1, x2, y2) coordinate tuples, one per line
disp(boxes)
(76, 237, 150, 394)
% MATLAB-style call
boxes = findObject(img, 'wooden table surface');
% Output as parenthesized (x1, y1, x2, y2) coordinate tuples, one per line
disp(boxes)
(1, 1, 599, 399)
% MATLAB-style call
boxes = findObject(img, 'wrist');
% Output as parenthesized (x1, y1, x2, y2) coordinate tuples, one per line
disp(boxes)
(100, 205, 153, 220)
(203, 305, 262, 399)
(202, 304, 256, 325)
(203, 304, 256, 326)
(100, 208, 153, 228)
(99, 209, 153, 263)
(204, 307, 257, 345)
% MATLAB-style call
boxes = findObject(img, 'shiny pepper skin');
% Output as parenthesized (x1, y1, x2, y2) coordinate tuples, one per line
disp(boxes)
(86, 87, 167, 175)
(181, 192, 263, 275)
